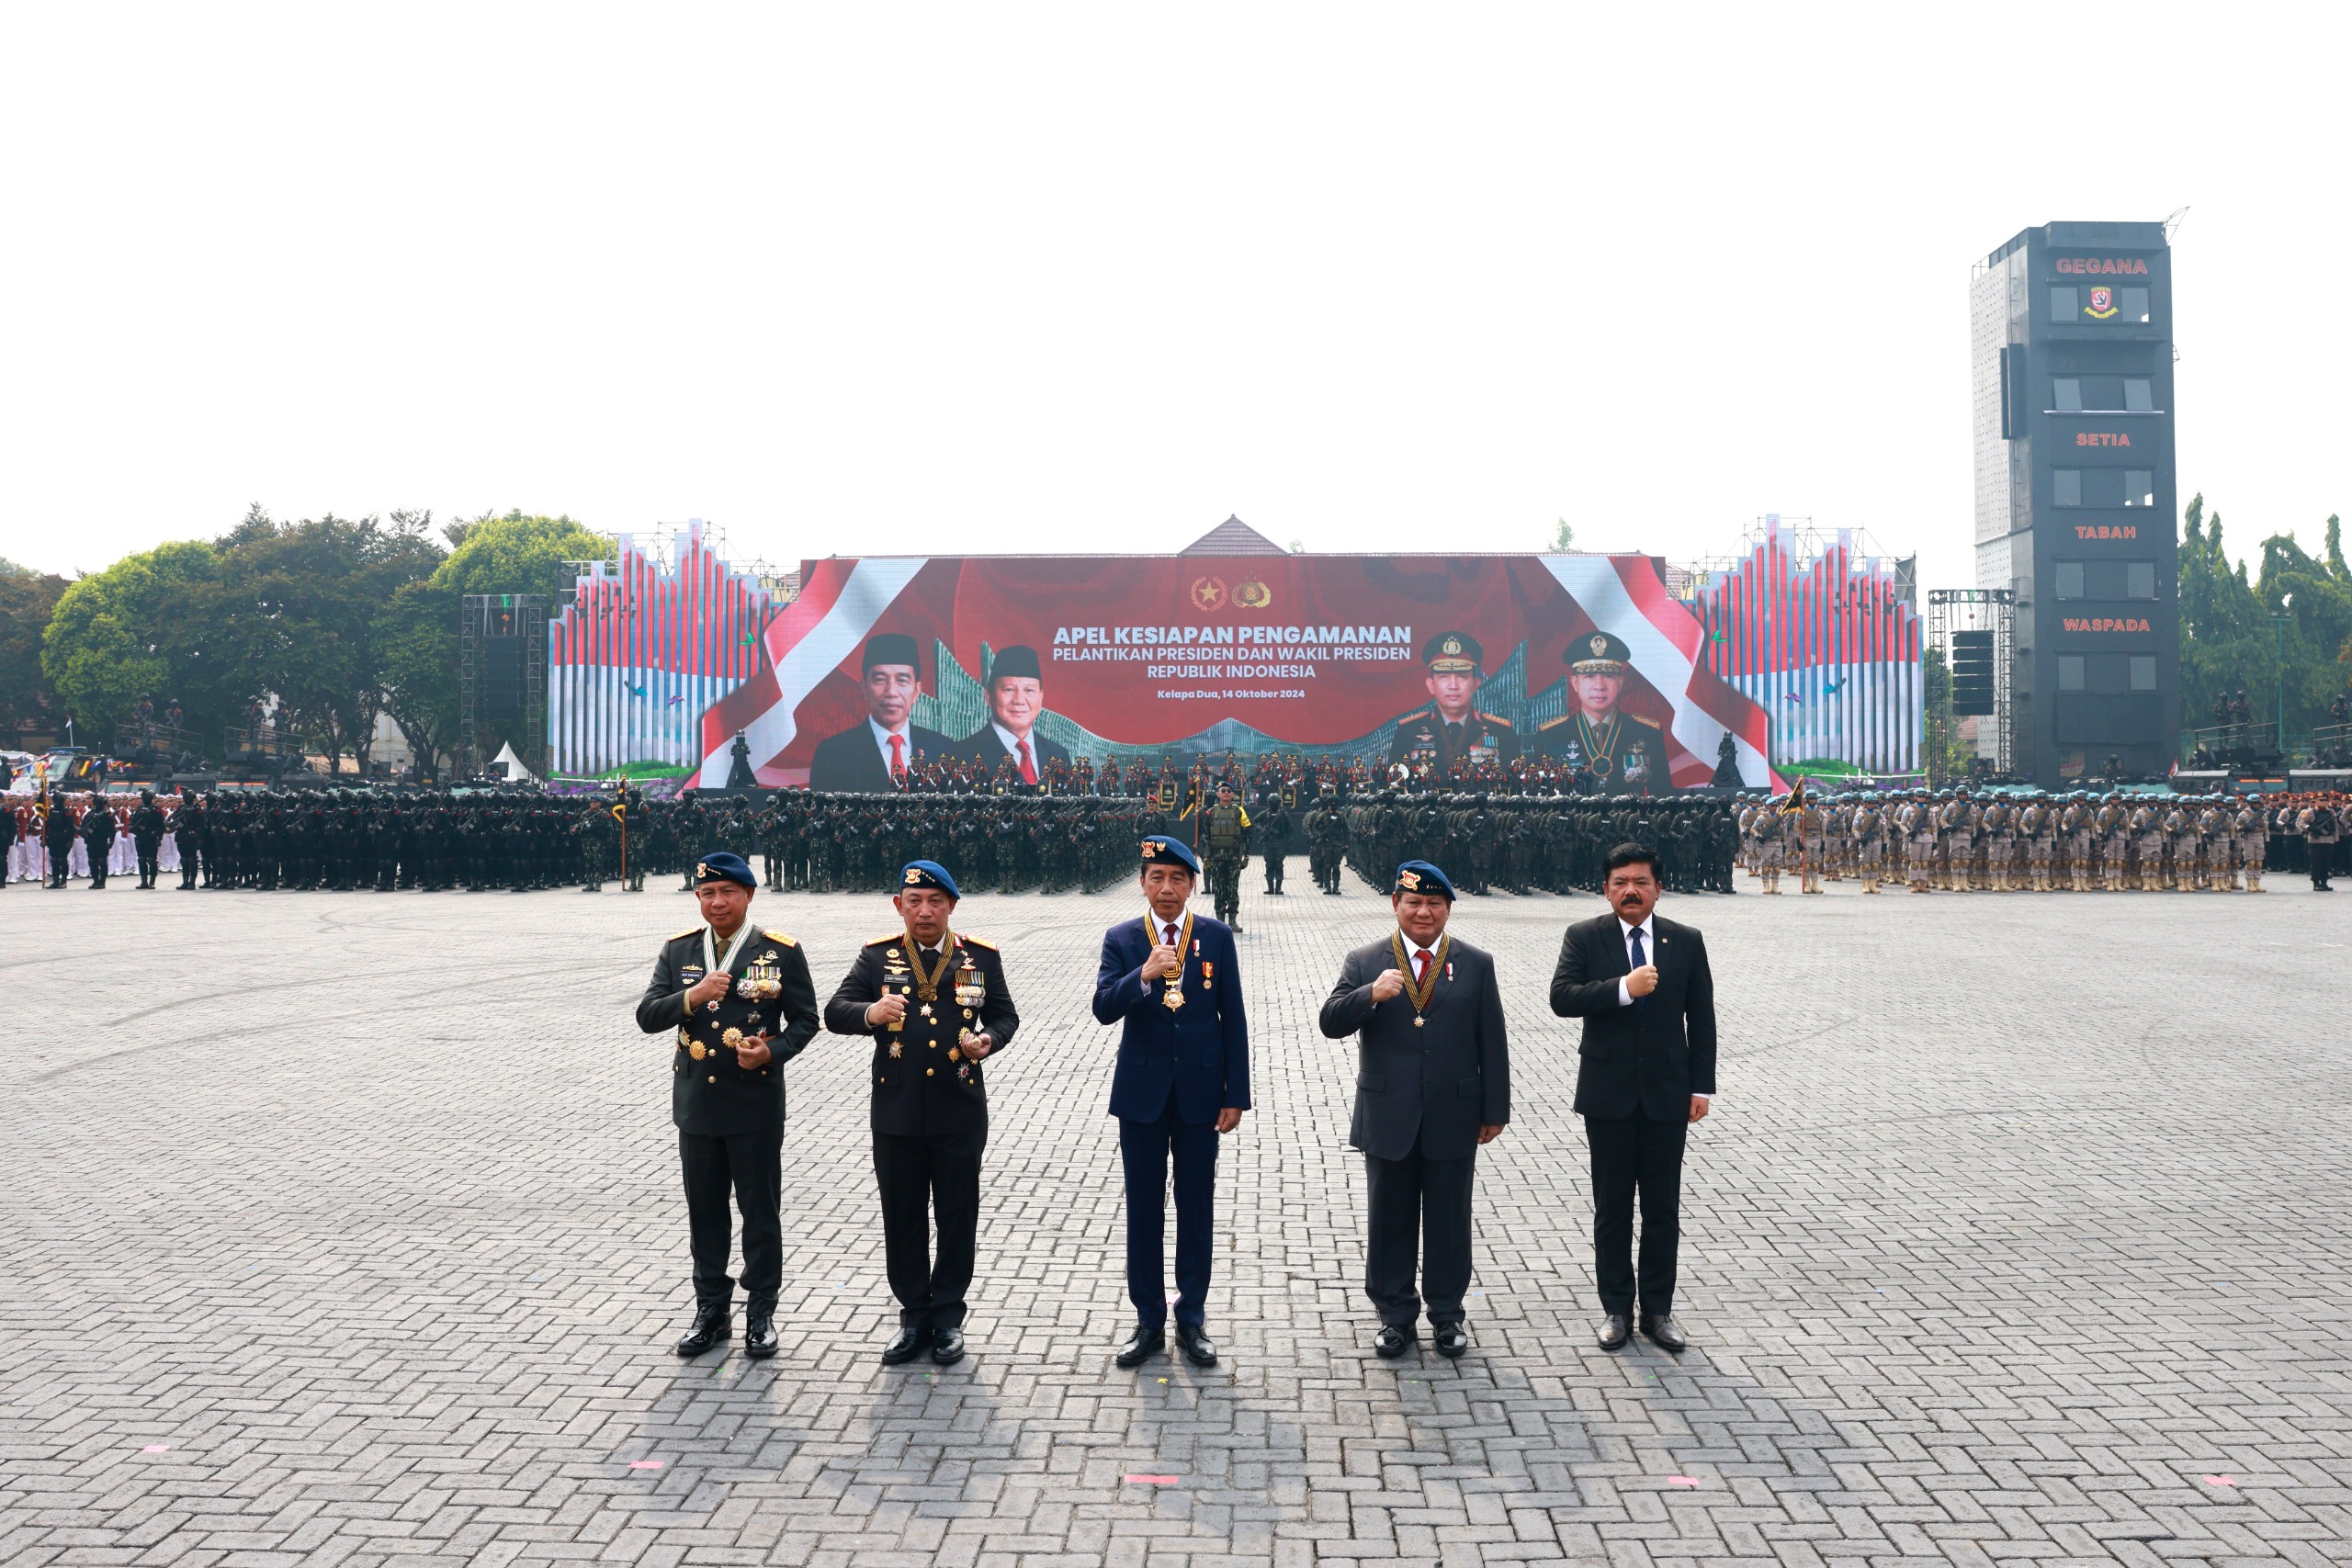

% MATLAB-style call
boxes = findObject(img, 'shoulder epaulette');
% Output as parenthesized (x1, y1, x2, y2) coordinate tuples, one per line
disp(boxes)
(866, 933, 902, 946)
(1396, 707, 1434, 724)
(957, 934, 998, 950)
(1477, 711, 1512, 727)
(762, 928, 797, 945)
(669, 927, 700, 941)
(1537, 714, 1575, 731)
(1628, 712, 1665, 728)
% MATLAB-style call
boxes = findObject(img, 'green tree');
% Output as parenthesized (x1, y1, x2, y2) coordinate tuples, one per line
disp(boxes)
(2252, 513, 2352, 742)
(431, 509, 612, 600)
(2177, 494, 2278, 743)
(0, 564, 71, 738)
(1550, 518, 1576, 552)
(206, 509, 444, 773)
(41, 539, 224, 740)
(378, 579, 459, 776)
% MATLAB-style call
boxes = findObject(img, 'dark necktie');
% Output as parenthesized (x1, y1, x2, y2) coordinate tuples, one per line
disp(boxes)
(1445, 721, 1463, 752)
(1627, 926, 1645, 1003)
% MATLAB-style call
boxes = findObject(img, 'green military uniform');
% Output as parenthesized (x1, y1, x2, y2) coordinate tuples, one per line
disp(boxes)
(1386, 632, 1521, 779)
(1200, 794, 1250, 930)
(1536, 630, 1667, 795)
(633, 852, 821, 1353)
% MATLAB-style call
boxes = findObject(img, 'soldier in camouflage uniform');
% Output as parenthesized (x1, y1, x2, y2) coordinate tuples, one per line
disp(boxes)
(1199, 784, 1250, 931)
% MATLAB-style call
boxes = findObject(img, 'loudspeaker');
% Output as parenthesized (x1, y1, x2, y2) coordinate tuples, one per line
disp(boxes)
(481, 638, 526, 723)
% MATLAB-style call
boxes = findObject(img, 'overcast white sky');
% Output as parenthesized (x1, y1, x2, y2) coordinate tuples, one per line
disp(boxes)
(3, 6, 2346, 591)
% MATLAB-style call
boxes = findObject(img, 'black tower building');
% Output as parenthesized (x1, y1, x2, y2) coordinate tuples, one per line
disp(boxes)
(1971, 220, 2177, 784)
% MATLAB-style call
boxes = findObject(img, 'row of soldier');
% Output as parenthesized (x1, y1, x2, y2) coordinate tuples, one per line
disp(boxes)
(1735, 789, 2344, 893)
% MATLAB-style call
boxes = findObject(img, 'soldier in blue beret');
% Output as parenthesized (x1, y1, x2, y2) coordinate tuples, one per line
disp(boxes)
(635, 850, 822, 1359)
(824, 859, 1020, 1366)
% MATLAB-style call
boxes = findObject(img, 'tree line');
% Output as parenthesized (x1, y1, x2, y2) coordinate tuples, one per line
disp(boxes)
(3, 508, 613, 775)
(2177, 495, 2352, 741)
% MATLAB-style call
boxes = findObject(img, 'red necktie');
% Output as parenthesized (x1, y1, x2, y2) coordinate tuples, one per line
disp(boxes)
(888, 734, 905, 778)
(1163, 921, 1179, 949)
(1018, 739, 1037, 786)
(1413, 948, 1430, 987)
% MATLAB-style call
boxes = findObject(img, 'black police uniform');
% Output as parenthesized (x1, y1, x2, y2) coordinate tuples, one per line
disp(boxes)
(824, 925, 1018, 1337)
(635, 908, 821, 1319)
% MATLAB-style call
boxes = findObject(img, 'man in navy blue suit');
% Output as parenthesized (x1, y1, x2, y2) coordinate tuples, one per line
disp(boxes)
(1091, 833, 1251, 1370)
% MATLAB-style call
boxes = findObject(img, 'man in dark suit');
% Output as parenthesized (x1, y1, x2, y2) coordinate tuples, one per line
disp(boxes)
(823, 860, 1020, 1367)
(1318, 860, 1510, 1359)
(1091, 833, 1250, 1370)
(947, 645, 1070, 787)
(1548, 841, 1716, 1354)
(634, 851, 823, 1359)
(808, 633, 954, 792)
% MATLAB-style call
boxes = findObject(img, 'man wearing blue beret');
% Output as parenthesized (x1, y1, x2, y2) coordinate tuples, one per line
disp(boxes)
(1318, 861, 1510, 1359)
(1091, 833, 1251, 1370)
(634, 851, 822, 1360)
(824, 860, 1020, 1367)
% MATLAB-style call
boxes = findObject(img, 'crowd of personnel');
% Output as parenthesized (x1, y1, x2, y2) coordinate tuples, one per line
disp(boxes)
(1734, 787, 2343, 893)
(6, 773, 2342, 897)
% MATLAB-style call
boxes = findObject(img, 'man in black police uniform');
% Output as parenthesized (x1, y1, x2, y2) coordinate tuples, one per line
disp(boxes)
(1547, 841, 1716, 1354)
(823, 860, 1020, 1366)
(1317, 860, 1510, 1359)
(130, 789, 167, 888)
(1388, 633, 1521, 777)
(634, 851, 821, 1359)
(81, 794, 117, 889)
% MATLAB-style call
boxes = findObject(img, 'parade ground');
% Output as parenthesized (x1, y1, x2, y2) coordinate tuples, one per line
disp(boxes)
(3, 878, 2347, 1568)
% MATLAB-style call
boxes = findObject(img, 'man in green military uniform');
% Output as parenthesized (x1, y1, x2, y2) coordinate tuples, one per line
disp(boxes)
(634, 851, 822, 1360)
(1387, 633, 1521, 781)
(823, 860, 1020, 1367)
(1535, 630, 1668, 795)
(1199, 784, 1251, 931)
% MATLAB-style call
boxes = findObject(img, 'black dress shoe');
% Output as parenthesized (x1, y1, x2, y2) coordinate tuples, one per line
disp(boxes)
(880, 1324, 933, 1365)
(1114, 1324, 1166, 1369)
(743, 1304, 778, 1359)
(1596, 1312, 1631, 1352)
(930, 1327, 966, 1366)
(1432, 1322, 1469, 1359)
(1173, 1325, 1218, 1367)
(1640, 1314, 1689, 1353)
(1373, 1323, 1415, 1359)
(673, 1303, 729, 1358)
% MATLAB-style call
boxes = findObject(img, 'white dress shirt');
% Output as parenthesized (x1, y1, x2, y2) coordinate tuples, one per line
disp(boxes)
(1616, 913, 1707, 1102)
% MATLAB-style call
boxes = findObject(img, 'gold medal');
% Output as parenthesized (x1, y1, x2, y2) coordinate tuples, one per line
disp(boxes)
(689, 1040, 707, 1060)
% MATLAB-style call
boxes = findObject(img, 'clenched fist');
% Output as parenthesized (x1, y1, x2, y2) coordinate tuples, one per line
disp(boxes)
(1370, 967, 1406, 1003)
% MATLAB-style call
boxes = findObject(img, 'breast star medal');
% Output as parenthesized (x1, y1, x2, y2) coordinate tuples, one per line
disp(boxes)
(888, 1040, 903, 1058)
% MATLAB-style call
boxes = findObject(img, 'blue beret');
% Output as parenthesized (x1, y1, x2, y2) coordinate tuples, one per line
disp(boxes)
(899, 859, 960, 898)
(694, 850, 757, 888)
(1139, 834, 1201, 874)
(1394, 860, 1455, 900)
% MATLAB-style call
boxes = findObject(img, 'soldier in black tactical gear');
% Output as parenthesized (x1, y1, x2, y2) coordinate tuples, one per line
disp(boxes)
(1255, 792, 1293, 895)
(130, 789, 167, 888)
(81, 794, 118, 889)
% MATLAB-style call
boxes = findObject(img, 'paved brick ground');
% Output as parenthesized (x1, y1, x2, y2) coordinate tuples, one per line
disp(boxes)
(3, 867, 2347, 1567)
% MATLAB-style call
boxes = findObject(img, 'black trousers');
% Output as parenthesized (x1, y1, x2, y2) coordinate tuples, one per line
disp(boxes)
(1585, 1113, 1688, 1317)
(874, 1129, 986, 1330)
(85, 845, 108, 887)
(2312, 840, 2336, 887)
(137, 841, 160, 886)
(1364, 1139, 1476, 1327)
(1262, 851, 1285, 891)
(48, 843, 73, 885)
(1120, 1101, 1221, 1330)
(678, 1127, 784, 1307)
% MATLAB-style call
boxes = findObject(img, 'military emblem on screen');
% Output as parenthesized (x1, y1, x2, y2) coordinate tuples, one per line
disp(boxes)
(2085, 286, 2116, 320)
(1189, 576, 1227, 612)
(1233, 580, 1272, 610)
